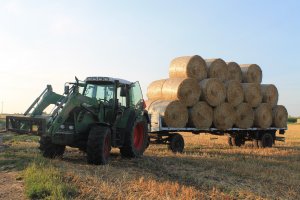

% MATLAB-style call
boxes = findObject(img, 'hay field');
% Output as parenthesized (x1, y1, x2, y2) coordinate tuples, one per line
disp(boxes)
(0, 125, 299, 199)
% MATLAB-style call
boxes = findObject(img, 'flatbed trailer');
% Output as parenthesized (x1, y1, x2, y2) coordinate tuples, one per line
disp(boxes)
(148, 114, 287, 153)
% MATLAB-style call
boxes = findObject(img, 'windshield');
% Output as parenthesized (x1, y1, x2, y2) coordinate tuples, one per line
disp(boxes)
(83, 83, 114, 101)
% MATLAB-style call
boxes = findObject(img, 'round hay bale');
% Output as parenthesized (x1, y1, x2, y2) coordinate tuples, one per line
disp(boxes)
(227, 62, 242, 82)
(147, 79, 167, 100)
(225, 80, 244, 107)
(200, 78, 226, 107)
(240, 64, 262, 83)
(169, 55, 207, 81)
(261, 84, 278, 107)
(145, 99, 156, 111)
(242, 83, 262, 108)
(205, 58, 229, 82)
(147, 78, 201, 107)
(162, 78, 201, 107)
(213, 102, 236, 130)
(254, 103, 272, 128)
(272, 105, 288, 128)
(146, 100, 188, 128)
(188, 101, 213, 129)
(235, 103, 254, 128)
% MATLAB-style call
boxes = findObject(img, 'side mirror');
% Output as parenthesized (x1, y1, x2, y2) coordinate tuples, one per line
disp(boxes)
(120, 86, 127, 97)
(64, 85, 70, 95)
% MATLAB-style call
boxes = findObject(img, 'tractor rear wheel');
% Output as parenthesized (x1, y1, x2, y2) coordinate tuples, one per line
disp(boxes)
(39, 136, 65, 158)
(120, 118, 148, 158)
(168, 133, 184, 153)
(87, 126, 111, 165)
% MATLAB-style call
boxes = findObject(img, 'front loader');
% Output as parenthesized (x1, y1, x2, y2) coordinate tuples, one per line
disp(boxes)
(6, 77, 150, 165)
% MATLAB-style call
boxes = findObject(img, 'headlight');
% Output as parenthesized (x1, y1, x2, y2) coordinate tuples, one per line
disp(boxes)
(60, 125, 65, 129)
(69, 125, 74, 130)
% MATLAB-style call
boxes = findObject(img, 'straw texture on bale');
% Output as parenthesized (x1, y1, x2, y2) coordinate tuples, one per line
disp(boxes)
(235, 103, 254, 128)
(213, 103, 236, 130)
(227, 62, 242, 82)
(272, 105, 288, 128)
(169, 55, 207, 81)
(200, 78, 226, 107)
(240, 64, 262, 83)
(145, 100, 188, 128)
(225, 80, 244, 107)
(254, 103, 272, 128)
(188, 101, 213, 129)
(147, 78, 201, 107)
(162, 78, 201, 107)
(242, 83, 262, 108)
(261, 84, 279, 107)
(205, 58, 229, 82)
(147, 79, 167, 100)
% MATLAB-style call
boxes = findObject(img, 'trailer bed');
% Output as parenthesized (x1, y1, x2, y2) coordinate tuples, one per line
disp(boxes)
(148, 114, 287, 153)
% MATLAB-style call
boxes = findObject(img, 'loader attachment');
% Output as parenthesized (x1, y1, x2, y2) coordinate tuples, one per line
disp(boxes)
(6, 116, 47, 135)
(25, 85, 65, 117)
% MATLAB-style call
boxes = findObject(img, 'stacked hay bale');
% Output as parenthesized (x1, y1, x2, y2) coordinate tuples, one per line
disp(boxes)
(146, 55, 288, 130)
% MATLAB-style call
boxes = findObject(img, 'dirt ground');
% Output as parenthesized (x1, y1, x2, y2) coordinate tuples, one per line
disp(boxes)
(0, 171, 25, 200)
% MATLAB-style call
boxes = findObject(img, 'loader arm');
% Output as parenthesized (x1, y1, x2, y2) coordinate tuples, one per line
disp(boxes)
(6, 83, 98, 136)
(25, 85, 65, 117)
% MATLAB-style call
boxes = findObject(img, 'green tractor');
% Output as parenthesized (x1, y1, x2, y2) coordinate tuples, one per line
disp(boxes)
(6, 77, 150, 165)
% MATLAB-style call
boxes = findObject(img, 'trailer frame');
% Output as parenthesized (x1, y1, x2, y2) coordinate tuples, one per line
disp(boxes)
(148, 114, 287, 152)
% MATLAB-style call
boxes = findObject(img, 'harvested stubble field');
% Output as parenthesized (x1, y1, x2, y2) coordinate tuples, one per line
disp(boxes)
(0, 125, 300, 199)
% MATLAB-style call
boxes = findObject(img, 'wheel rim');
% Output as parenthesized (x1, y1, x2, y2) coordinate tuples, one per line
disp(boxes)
(133, 123, 144, 151)
(104, 135, 110, 159)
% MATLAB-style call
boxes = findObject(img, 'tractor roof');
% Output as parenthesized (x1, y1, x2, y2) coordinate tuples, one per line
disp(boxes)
(85, 77, 132, 85)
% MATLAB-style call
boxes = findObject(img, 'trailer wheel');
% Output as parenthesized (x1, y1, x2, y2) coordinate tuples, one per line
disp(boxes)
(168, 133, 184, 153)
(39, 136, 65, 158)
(87, 126, 111, 165)
(258, 133, 273, 148)
(120, 118, 148, 158)
(232, 135, 244, 147)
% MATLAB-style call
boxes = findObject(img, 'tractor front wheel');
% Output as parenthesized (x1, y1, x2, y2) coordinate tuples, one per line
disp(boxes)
(87, 126, 111, 165)
(39, 136, 65, 158)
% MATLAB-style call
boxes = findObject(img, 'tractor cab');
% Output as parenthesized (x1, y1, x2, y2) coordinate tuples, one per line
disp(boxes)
(82, 77, 145, 124)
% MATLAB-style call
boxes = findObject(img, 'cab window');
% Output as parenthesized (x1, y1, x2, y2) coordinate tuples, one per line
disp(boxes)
(129, 82, 143, 107)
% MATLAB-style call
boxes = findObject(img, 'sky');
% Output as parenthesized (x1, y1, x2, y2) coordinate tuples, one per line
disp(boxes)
(0, 0, 299, 116)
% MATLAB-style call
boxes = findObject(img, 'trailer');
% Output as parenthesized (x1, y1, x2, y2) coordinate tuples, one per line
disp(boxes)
(148, 114, 287, 153)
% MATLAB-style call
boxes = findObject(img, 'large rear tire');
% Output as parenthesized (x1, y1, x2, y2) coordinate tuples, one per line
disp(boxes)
(87, 126, 111, 165)
(39, 136, 65, 158)
(120, 118, 148, 158)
